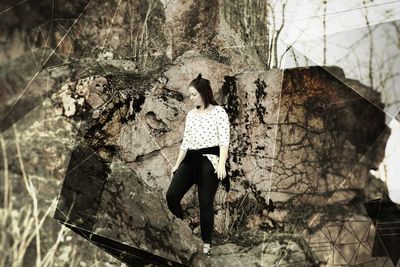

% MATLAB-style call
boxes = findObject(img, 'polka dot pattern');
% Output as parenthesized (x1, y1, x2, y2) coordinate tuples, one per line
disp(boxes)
(180, 105, 230, 171)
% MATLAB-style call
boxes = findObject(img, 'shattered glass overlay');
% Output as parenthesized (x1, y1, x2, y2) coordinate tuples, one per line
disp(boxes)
(0, 0, 90, 134)
(284, 20, 400, 123)
(364, 192, 400, 266)
(1, 0, 400, 266)
(264, 11, 399, 267)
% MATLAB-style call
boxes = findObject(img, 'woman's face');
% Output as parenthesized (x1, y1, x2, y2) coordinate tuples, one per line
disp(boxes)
(188, 86, 203, 107)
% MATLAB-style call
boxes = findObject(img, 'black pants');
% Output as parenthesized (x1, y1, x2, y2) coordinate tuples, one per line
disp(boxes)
(166, 157, 219, 243)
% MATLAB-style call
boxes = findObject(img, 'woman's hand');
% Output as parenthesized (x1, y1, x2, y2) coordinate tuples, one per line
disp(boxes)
(216, 162, 227, 180)
(170, 164, 179, 179)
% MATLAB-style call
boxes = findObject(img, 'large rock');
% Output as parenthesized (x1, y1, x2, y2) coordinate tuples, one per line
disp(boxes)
(92, 160, 208, 266)
(100, 59, 387, 265)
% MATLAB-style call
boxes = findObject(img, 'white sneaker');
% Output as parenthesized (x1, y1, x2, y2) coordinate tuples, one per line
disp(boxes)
(203, 243, 211, 256)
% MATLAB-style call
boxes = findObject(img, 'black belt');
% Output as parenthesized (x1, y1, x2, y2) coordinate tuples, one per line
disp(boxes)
(182, 146, 230, 192)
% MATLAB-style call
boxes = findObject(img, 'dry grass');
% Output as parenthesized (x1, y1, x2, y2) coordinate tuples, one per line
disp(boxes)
(0, 123, 125, 267)
(0, 127, 70, 267)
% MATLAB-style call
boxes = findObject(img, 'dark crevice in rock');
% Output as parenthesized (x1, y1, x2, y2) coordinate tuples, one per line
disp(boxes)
(221, 75, 239, 124)
(145, 111, 170, 133)
(158, 87, 185, 102)
(254, 78, 268, 124)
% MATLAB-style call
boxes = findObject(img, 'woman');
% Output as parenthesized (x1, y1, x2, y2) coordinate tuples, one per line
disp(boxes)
(166, 73, 230, 256)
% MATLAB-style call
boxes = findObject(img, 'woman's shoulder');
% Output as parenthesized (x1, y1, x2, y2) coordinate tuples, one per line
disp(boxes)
(214, 105, 228, 114)
(188, 105, 218, 113)
(214, 105, 225, 111)
(187, 105, 227, 116)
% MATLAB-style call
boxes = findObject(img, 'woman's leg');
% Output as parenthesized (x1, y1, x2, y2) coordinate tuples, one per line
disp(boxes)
(197, 158, 219, 244)
(166, 162, 194, 219)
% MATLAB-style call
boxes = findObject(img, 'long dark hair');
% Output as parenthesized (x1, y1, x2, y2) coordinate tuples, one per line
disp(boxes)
(189, 73, 218, 109)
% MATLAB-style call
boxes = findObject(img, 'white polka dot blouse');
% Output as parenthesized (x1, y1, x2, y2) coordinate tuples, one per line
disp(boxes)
(180, 105, 230, 171)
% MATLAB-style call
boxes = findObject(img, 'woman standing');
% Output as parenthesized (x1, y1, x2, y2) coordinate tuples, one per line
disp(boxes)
(166, 73, 230, 256)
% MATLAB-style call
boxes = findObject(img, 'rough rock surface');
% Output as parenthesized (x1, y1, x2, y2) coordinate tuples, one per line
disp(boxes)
(49, 59, 388, 266)
(93, 160, 208, 266)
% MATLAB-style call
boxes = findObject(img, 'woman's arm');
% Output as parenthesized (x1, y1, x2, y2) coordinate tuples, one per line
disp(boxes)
(218, 145, 229, 165)
(216, 107, 230, 180)
(217, 145, 229, 180)
(174, 149, 187, 168)
(217, 108, 230, 164)
(170, 149, 187, 178)
(172, 112, 190, 175)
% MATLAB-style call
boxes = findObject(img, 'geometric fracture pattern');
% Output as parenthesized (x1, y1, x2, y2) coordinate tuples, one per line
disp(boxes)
(277, 53, 396, 266)
(292, 133, 400, 267)
(278, 4, 400, 267)
(0, 2, 84, 133)
(292, 113, 395, 267)
(364, 192, 400, 266)
(62, 222, 182, 266)
(305, 216, 378, 266)
(54, 144, 184, 266)
(2, 0, 400, 267)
